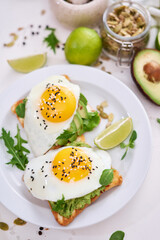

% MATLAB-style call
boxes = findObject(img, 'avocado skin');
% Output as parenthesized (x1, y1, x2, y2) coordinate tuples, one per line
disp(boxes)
(131, 48, 160, 106)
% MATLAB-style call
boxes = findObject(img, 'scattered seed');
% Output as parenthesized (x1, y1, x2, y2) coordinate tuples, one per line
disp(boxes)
(108, 113, 114, 122)
(100, 111, 108, 119)
(41, 9, 46, 15)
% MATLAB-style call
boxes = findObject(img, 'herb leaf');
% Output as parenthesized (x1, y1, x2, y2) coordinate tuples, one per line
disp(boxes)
(15, 99, 27, 118)
(157, 118, 160, 124)
(109, 230, 125, 240)
(129, 130, 137, 143)
(57, 130, 76, 140)
(1, 125, 29, 171)
(120, 142, 126, 149)
(52, 195, 65, 212)
(43, 27, 59, 53)
(120, 130, 137, 160)
(99, 169, 113, 186)
(83, 111, 100, 131)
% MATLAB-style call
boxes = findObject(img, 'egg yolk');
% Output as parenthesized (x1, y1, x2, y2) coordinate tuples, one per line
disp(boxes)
(52, 147, 92, 183)
(40, 85, 76, 123)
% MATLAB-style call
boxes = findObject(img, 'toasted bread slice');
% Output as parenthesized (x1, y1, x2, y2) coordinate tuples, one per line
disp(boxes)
(11, 100, 95, 147)
(48, 169, 122, 226)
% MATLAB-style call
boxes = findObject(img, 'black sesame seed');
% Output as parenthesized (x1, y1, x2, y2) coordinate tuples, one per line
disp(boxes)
(45, 175, 48, 177)
(88, 177, 90, 179)
(43, 186, 45, 189)
(62, 47, 65, 50)
(22, 42, 26, 45)
(39, 227, 43, 230)
(30, 188, 32, 191)
(55, 173, 57, 175)
(38, 231, 42, 235)
(61, 178, 63, 181)
(31, 31, 35, 35)
(36, 32, 39, 35)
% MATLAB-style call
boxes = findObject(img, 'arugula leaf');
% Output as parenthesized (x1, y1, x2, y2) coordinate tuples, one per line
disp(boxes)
(83, 111, 100, 131)
(109, 231, 125, 240)
(0, 125, 29, 171)
(99, 169, 113, 186)
(120, 130, 137, 160)
(15, 99, 27, 118)
(80, 93, 88, 106)
(157, 118, 160, 124)
(57, 130, 76, 140)
(43, 27, 59, 53)
(66, 141, 91, 148)
(51, 195, 65, 212)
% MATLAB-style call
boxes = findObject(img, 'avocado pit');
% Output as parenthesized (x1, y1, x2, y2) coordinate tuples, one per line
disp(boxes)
(143, 61, 160, 83)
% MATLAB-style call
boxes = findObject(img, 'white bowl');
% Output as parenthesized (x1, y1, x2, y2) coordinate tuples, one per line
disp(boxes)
(50, 0, 109, 28)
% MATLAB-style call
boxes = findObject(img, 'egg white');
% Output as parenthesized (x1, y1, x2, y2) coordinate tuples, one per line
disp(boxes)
(24, 147, 112, 202)
(24, 75, 80, 157)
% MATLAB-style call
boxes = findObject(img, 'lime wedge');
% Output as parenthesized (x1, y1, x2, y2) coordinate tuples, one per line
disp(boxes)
(155, 31, 160, 51)
(7, 53, 47, 73)
(94, 117, 133, 150)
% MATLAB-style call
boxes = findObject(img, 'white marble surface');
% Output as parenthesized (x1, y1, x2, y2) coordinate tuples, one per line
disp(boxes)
(0, 0, 160, 239)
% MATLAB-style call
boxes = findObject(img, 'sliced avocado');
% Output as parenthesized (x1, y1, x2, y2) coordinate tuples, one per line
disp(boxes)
(73, 112, 84, 136)
(69, 121, 77, 142)
(131, 49, 160, 105)
(79, 93, 87, 105)
(56, 138, 68, 146)
(77, 100, 88, 119)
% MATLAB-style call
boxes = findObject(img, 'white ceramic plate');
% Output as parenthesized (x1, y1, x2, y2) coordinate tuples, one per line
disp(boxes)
(0, 65, 152, 229)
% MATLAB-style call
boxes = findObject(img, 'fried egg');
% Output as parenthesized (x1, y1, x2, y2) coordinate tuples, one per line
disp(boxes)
(24, 75, 80, 157)
(24, 147, 112, 201)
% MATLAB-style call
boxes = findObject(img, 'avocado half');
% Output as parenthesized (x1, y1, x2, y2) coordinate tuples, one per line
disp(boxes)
(131, 49, 160, 105)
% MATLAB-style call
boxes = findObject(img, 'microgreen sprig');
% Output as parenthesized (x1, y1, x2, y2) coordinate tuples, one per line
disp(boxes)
(120, 130, 137, 160)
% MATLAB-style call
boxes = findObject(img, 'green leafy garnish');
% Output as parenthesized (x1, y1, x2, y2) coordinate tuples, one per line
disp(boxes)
(56, 130, 76, 140)
(83, 111, 100, 131)
(51, 195, 65, 212)
(99, 169, 113, 186)
(66, 141, 91, 148)
(120, 130, 137, 160)
(15, 99, 27, 118)
(109, 231, 125, 240)
(157, 118, 160, 124)
(0, 125, 30, 171)
(43, 27, 59, 53)
(80, 93, 88, 106)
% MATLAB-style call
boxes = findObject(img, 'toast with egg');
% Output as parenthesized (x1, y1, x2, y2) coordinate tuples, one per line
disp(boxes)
(24, 146, 122, 227)
(11, 75, 100, 156)
(48, 169, 122, 226)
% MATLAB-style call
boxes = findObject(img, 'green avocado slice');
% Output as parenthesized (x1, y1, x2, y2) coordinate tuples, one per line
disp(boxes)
(131, 49, 160, 105)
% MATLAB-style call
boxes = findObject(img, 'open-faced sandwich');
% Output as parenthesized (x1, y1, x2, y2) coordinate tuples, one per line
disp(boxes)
(9, 74, 122, 226)
(24, 146, 122, 226)
(11, 75, 100, 157)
